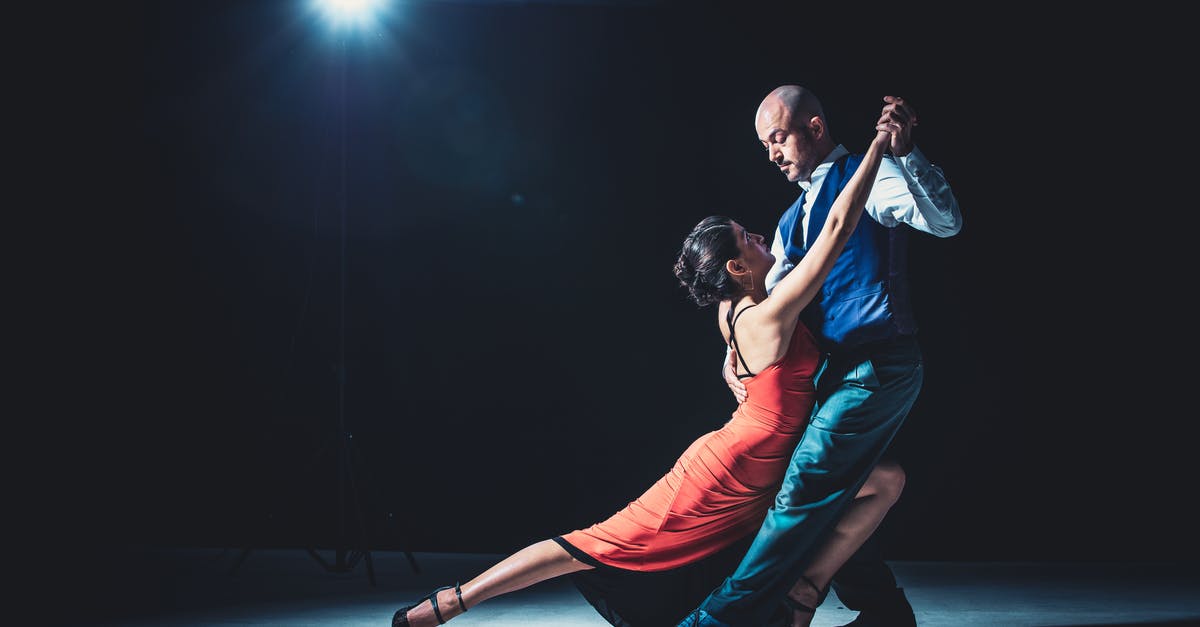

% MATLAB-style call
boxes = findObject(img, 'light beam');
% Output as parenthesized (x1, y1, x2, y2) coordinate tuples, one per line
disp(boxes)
(313, 0, 386, 29)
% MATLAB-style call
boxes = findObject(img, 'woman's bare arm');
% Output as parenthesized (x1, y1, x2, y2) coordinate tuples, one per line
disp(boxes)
(757, 128, 892, 333)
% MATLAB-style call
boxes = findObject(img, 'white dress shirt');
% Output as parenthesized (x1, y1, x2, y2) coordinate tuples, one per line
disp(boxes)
(764, 144, 963, 294)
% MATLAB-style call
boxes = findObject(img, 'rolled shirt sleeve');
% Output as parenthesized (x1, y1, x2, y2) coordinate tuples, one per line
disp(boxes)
(866, 146, 963, 238)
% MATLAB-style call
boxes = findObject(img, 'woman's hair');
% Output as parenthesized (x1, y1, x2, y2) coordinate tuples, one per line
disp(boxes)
(673, 215, 742, 307)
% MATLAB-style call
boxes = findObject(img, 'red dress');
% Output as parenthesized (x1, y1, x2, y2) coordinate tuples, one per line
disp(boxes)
(560, 317, 820, 572)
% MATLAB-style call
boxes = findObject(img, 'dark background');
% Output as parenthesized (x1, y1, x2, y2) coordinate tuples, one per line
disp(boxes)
(31, 0, 1195, 602)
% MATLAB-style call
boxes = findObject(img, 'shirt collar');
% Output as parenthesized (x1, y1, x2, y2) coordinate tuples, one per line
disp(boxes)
(797, 144, 848, 193)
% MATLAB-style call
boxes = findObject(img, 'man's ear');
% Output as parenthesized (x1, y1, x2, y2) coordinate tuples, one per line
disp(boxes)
(809, 115, 825, 139)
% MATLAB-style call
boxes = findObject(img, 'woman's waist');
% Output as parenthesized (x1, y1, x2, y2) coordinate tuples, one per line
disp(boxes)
(727, 404, 809, 433)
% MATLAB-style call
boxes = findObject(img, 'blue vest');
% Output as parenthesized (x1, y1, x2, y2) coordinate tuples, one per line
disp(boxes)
(778, 153, 916, 350)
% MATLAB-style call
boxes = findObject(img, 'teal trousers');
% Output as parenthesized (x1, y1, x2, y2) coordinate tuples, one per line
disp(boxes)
(699, 334, 924, 627)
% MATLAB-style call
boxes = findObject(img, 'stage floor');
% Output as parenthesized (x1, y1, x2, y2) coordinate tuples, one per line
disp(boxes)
(62, 548, 1200, 626)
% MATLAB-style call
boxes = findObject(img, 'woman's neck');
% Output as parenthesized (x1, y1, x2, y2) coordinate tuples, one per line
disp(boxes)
(737, 291, 765, 307)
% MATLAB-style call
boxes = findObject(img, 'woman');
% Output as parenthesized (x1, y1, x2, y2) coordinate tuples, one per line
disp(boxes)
(393, 124, 896, 627)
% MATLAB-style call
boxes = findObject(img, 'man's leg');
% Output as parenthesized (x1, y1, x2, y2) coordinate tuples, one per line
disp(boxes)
(685, 337, 923, 627)
(779, 461, 907, 627)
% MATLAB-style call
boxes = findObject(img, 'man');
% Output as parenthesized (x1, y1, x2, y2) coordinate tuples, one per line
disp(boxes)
(679, 86, 962, 627)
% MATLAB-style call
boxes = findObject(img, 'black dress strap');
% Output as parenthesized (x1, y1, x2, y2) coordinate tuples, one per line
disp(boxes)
(725, 304, 758, 379)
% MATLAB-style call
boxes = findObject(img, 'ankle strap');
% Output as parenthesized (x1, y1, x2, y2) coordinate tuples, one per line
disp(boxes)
(800, 575, 820, 595)
(428, 583, 468, 624)
(784, 574, 829, 613)
(453, 582, 467, 612)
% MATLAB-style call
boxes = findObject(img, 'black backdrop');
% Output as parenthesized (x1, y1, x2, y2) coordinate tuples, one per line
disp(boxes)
(37, 0, 1195, 586)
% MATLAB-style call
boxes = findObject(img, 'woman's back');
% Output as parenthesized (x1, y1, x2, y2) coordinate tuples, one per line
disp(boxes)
(724, 305, 821, 432)
(560, 312, 821, 572)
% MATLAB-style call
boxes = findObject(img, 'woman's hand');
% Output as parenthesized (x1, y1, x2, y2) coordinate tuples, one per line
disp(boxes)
(876, 95, 916, 156)
(724, 349, 748, 404)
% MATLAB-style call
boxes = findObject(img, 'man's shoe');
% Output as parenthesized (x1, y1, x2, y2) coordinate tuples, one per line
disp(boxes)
(837, 589, 916, 627)
(676, 609, 732, 627)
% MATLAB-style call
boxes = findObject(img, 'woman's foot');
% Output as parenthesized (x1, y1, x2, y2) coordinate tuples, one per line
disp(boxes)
(393, 583, 467, 627)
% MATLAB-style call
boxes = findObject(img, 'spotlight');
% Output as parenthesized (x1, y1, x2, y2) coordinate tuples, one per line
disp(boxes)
(313, 0, 385, 29)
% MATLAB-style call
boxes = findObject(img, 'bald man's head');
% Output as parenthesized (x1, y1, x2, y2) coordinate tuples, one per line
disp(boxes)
(755, 85, 835, 184)
(759, 85, 825, 124)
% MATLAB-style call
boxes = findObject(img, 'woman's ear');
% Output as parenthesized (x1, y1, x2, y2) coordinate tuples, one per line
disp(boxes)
(725, 258, 746, 278)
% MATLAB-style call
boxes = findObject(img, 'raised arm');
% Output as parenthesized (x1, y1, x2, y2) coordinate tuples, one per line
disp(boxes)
(866, 96, 962, 237)
(757, 129, 891, 328)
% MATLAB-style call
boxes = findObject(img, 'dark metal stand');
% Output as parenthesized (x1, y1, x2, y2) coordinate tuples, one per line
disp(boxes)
(227, 422, 419, 585)
(229, 36, 418, 585)
(303, 411, 379, 585)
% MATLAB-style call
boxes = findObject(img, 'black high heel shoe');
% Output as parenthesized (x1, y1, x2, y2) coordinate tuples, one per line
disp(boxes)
(392, 582, 468, 626)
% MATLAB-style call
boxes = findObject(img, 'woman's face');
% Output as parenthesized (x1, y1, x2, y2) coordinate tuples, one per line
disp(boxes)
(732, 221, 774, 276)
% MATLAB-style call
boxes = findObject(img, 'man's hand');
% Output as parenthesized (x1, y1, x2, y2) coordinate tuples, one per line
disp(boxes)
(878, 95, 917, 157)
(724, 349, 748, 404)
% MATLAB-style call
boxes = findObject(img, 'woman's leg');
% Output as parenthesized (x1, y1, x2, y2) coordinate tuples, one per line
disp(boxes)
(784, 461, 906, 627)
(399, 539, 593, 627)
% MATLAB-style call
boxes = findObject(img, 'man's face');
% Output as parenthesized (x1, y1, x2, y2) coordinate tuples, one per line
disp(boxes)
(756, 101, 819, 184)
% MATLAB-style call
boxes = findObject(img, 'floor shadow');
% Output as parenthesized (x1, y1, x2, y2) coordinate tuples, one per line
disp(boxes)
(1041, 614, 1200, 619)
